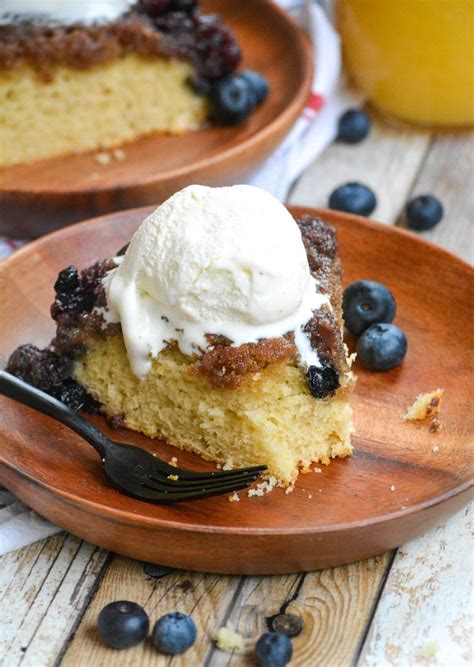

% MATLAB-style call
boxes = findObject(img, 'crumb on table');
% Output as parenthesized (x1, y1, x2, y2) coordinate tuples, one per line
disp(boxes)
(214, 623, 244, 651)
(228, 492, 240, 502)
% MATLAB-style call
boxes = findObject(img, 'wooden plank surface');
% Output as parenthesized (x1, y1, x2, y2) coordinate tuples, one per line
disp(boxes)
(358, 504, 473, 667)
(0, 534, 108, 667)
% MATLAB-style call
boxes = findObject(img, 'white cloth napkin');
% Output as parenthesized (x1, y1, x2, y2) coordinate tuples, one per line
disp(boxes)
(0, 1, 357, 554)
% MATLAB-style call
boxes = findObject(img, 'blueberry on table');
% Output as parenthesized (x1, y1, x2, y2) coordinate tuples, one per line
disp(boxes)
(356, 323, 407, 371)
(255, 632, 293, 667)
(210, 76, 256, 125)
(239, 70, 270, 105)
(97, 601, 149, 649)
(307, 361, 340, 399)
(406, 195, 444, 230)
(342, 280, 396, 336)
(329, 182, 377, 217)
(152, 612, 197, 654)
(337, 108, 371, 143)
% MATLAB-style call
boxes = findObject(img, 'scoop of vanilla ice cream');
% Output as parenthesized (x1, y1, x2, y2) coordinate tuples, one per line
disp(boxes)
(104, 185, 329, 377)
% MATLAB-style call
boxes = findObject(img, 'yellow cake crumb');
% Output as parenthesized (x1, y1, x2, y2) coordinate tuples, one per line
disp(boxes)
(167, 474, 179, 481)
(214, 624, 244, 651)
(228, 492, 240, 502)
(168, 457, 178, 467)
(404, 389, 444, 421)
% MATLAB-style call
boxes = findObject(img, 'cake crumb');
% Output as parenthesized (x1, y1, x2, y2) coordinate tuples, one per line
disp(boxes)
(419, 640, 438, 660)
(168, 456, 178, 467)
(429, 417, 441, 433)
(308, 494, 313, 499)
(167, 474, 179, 481)
(216, 463, 222, 469)
(214, 623, 244, 651)
(313, 467, 322, 473)
(94, 151, 111, 165)
(285, 485, 294, 495)
(432, 445, 439, 453)
(404, 389, 444, 421)
(222, 457, 234, 471)
(228, 492, 240, 502)
(113, 148, 126, 160)
(390, 485, 396, 491)
(248, 476, 278, 497)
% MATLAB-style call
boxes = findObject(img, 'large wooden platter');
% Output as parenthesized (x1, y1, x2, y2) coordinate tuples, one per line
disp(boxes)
(0, 0, 312, 237)
(0, 206, 472, 574)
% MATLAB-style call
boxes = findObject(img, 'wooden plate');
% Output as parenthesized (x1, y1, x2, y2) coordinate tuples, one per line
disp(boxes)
(0, 206, 472, 574)
(0, 0, 312, 237)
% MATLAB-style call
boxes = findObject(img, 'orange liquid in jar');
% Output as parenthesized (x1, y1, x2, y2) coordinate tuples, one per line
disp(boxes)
(336, 0, 474, 127)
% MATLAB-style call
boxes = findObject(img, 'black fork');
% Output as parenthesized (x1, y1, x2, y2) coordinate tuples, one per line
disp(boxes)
(0, 371, 267, 503)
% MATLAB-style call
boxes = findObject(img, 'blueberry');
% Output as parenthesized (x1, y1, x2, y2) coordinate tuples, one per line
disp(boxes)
(329, 182, 377, 217)
(343, 280, 396, 336)
(406, 195, 444, 231)
(210, 76, 255, 125)
(54, 266, 80, 294)
(337, 108, 371, 143)
(307, 361, 339, 398)
(357, 323, 407, 371)
(239, 70, 270, 105)
(255, 632, 293, 667)
(97, 601, 149, 650)
(152, 612, 197, 655)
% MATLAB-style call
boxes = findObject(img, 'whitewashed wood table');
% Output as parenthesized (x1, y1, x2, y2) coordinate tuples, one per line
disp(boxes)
(1, 120, 472, 667)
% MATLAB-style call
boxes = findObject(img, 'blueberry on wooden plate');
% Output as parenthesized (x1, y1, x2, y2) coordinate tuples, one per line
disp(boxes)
(337, 108, 371, 143)
(97, 601, 149, 649)
(406, 195, 444, 231)
(343, 280, 396, 336)
(239, 69, 270, 104)
(255, 631, 293, 667)
(210, 76, 256, 125)
(152, 612, 197, 654)
(356, 323, 407, 371)
(329, 182, 377, 217)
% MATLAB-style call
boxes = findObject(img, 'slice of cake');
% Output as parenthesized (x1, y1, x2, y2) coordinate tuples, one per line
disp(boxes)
(0, 1, 266, 167)
(6, 185, 354, 484)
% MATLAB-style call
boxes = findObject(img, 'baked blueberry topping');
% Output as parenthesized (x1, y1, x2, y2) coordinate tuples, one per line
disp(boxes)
(97, 601, 149, 650)
(406, 195, 444, 231)
(255, 632, 293, 667)
(329, 182, 377, 217)
(210, 75, 256, 125)
(239, 69, 270, 105)
(307, 361, 340, 399)
(356, 323, 407, 371)
(152, 612, 197, 654)
(337, 108, 371, 143)
(342, 280, 396, 336)
(54, 265, 80, 294)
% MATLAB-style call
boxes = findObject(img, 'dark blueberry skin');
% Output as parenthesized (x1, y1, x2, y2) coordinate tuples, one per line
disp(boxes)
(152, 612, 197, 655)
(307, 361, 340, 399)
(329, 182, 377, 217)
(406, 195, 444, 231)
(239, 69, 270, 105)
(337, 108, 371, 143)
(343, 280, 396, 336)
(255, 632, 293, 667)
(357, 323, 407, 371)
(97, 601, 149, 650)
(210, 76, 255, 125)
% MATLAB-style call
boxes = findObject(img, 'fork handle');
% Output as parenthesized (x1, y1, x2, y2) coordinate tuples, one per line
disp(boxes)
(0, 370, 109, 458)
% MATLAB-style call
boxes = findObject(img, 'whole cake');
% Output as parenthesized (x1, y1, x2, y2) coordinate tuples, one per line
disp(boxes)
(6, 185, 354, 484)
(0, 0, 267, 167)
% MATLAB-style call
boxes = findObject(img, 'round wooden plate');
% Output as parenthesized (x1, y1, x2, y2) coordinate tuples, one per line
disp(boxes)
(0, 206, 472, 574)
(0, 0, 312, 237)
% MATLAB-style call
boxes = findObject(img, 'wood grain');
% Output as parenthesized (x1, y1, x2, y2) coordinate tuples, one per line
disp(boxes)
(0, 0, 313, 237)
(0, 533, 108, 666)
(1, 206, 472, 575)
(289, 115, 432, 223)
(358, 504, 473, 667)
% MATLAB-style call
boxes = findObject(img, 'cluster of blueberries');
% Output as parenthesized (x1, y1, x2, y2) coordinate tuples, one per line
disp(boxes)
(98, 601, 293, 666)
(342, 280, 407, 371)
(329, 109, 444, 231)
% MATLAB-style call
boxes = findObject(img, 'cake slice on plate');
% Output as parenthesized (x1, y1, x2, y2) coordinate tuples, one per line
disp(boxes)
(7, 185, 354, 485)
(0, 1, 266, 167)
